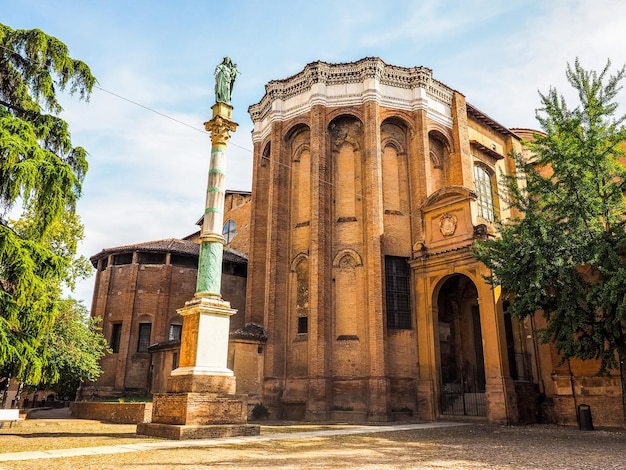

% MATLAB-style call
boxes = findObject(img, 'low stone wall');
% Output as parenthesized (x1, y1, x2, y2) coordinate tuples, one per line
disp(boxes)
(552, 375, 624, 427)
(515, 381, 540, 424)
(70, 401, 152, 424)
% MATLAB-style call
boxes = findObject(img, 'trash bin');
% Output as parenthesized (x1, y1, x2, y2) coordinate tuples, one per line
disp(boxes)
(578, 404, 594, 431)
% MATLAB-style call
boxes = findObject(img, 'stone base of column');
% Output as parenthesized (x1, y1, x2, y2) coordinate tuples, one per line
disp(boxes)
(486, 376, 519, 425)
(366, 377, 390, 422)
(136, 292, 261, 440)
(136, 391, 260, 439)
(167, 373, 236, 394)
(304, 378, 330, 421)
(137, 422, 260, 440)
(416, 379, 436, 421)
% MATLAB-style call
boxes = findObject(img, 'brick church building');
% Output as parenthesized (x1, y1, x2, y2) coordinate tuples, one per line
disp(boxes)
(84, 58, 624, 427)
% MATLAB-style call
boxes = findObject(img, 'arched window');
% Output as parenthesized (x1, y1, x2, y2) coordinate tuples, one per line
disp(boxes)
(169, 323, 182, 341)
(294, 257, 309, 334)
(474, 165, 495, 222)
(222, 219, 236, 244)
(137, 322, 152, 353)
(428, 131, 450, 193)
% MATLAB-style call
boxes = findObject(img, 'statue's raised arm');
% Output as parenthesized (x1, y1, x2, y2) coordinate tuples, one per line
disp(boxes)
(214, 57, 239, 104)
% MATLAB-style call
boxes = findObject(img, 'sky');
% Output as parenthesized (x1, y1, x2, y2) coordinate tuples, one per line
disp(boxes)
(4, 0, 626, 306)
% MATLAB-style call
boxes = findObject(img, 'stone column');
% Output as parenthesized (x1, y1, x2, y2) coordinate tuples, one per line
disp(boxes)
(171, 102, 239, 384)
(413, 262, 438, 421)
(306, 104, 331, 421)
(477, 276, 519, 425)
(449, 92, 473, 188)
(362, 99, 389, 421)
(137, 102, 260, 440)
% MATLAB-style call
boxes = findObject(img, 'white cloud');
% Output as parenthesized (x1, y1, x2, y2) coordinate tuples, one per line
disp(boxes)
(429, 0, 626, 129)
(358, 0, 523, 49)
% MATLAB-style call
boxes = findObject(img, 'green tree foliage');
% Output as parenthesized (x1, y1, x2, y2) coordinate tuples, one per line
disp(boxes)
(474, 60, 626, 418)
(0, 23, 96, 386)
(38, 299, 110, 399)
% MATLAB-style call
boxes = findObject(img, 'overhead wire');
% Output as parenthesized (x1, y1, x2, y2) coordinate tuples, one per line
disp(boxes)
(0, 42, 255, 154)
(93, 85, 206, 135)
(93, 80, 417, 216)
(93, 85, 254, 155)
(93, 80, 412, 216)
(1, 42, 470, 220)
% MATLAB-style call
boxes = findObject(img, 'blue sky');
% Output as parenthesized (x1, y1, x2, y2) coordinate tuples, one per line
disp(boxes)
(4, 0, 626, 306)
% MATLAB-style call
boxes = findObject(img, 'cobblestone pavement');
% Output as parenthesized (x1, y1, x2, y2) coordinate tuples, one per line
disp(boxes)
(1, 415, 625, 469)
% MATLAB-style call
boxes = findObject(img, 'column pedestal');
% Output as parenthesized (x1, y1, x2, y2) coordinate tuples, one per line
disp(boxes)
(137, 295, 260, 439)
(136, 393, 258, 439)
(485, 375, 519, 425)
(416, 379, 436, 421)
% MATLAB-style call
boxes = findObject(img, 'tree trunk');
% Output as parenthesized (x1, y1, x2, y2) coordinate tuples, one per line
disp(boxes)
(13, 382, 23, 409)
(0, 374, 9, 407)
(618, 351, 626, 427)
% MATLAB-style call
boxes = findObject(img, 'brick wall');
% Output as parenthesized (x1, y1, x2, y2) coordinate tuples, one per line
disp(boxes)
(70, 401, 152, 424)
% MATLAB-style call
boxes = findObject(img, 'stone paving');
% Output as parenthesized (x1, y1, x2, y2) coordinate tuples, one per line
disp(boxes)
(0, 421, 468, 462)
(3, 409, 626, 469)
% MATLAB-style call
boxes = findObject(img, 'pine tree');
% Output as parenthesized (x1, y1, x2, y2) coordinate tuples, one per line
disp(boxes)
(474, 59, 626, 424)
(0, 23, 96, 387)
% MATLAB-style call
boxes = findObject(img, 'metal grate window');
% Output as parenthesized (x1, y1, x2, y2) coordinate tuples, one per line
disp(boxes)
(385, 256, 412, 329)
(137, 323, 152, 353)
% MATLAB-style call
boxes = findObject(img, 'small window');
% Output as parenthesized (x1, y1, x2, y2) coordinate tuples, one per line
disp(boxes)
(171, 254, 198, 269)
(137, 252, 166, 265)
(172, 352, 179, 370)
(137, 323, 152, 353)
(297, 316, 308, 334)
(110, 323, 122, 353)
(385, 256, 412, 330)
(169, 324, 182, 341)
(222, 219, 236, 244)
(261, 142, 271, 167)
(474, 165, 495, 222)
(112, 253, 133, 265)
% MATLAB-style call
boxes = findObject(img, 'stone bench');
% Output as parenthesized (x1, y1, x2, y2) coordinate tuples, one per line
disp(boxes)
(0, 408, 22, 428)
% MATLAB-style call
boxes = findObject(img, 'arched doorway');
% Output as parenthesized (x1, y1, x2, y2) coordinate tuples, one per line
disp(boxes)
(437, 275, 486, 416)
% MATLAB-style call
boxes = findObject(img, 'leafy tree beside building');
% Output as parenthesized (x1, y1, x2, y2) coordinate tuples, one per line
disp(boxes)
(474, 59, 626, 423)
(0, 23, 106, 402)
(37, 299, 110, 400)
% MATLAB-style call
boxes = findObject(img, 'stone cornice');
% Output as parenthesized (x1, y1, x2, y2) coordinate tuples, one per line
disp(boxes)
(467, 103, 519, 139)
(248, 57, 454, 125)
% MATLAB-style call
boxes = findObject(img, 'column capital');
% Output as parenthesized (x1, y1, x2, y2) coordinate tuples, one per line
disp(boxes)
(205, 105, 239, 147)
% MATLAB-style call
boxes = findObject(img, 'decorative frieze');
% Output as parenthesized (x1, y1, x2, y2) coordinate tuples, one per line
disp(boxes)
(249, 57, 454, 125)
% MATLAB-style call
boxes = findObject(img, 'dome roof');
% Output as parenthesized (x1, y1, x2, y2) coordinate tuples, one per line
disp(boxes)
(90, 238, 199, 266)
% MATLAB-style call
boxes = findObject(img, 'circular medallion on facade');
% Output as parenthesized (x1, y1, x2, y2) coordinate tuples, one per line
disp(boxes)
(439, 212, 458, 237)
